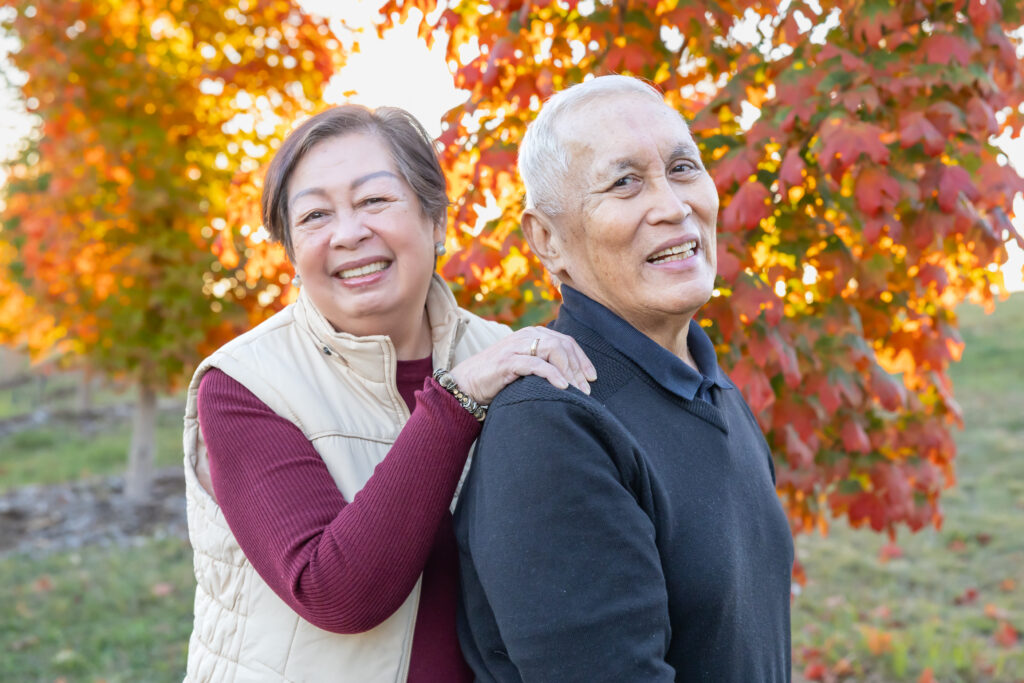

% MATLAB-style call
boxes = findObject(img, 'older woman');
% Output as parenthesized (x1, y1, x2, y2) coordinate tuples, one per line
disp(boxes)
(182, 105, 595, 682)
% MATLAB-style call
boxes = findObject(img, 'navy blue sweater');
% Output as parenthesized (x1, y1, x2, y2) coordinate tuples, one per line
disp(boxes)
(455, 294, 793, 682)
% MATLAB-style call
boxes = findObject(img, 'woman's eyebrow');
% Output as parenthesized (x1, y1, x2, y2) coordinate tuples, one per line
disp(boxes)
(350, 170, 399, 191)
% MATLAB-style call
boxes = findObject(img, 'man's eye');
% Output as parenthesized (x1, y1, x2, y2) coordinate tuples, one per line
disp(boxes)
(671, 161, 698, 173)
(612, 176, 636, 188)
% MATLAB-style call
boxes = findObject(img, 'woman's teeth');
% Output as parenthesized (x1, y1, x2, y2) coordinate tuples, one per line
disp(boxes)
(648, 241, 697, 264)
(338, 261, 389, 279)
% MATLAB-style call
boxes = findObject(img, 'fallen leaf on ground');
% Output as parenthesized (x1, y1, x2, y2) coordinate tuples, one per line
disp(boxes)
(985, 603, 1010, 620)
(32, 575, 54, 593)
(150, 582, 174, 597)
(953, 587, 979, 605)
(994, 621, 1018, 648)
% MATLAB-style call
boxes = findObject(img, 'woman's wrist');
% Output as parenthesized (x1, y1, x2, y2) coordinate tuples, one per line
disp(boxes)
(432, 368, 487, 422)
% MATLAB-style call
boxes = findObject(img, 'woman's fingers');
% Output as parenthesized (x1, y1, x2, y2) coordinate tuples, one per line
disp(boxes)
(507, 354, 571, 390)
(448, 327, 596, 405)
(530, 331, 588, 394)
(510, 327, 591, 395)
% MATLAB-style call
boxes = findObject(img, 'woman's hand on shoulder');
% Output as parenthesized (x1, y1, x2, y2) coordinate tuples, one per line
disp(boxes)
(447, 327, 597, 406)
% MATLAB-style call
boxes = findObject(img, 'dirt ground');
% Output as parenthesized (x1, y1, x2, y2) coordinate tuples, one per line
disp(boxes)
(0, 466, 188, 559)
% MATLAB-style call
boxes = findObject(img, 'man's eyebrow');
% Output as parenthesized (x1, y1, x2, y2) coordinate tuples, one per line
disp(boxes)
(669, 142, 701, 158)
(595, 157, 642, 180)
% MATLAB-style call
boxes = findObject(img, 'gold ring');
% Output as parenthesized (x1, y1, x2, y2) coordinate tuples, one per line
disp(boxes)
(529, 338, 540, 357)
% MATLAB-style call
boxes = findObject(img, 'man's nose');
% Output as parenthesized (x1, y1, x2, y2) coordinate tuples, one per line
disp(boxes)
(328, 212, 373, 249)
(647, 176, 691, 225)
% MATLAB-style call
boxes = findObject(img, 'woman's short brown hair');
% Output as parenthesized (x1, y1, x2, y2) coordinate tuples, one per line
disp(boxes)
(261, 104, 449, 260)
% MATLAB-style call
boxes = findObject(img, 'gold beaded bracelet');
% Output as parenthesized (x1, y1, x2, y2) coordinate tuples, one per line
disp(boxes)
(432, 368, 487, 422)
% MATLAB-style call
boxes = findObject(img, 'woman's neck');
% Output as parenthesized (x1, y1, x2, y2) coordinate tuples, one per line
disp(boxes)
(391, 310, 433, 361)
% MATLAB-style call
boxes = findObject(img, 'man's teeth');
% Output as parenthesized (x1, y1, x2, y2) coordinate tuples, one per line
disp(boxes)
(338, 261, 389, 279)
(648, 241, 697, 264)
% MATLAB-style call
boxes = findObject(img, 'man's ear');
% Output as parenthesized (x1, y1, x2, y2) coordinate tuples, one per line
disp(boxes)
(522, 208, 570, 284)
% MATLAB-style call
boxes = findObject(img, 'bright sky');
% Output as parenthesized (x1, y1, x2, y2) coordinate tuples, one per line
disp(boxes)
(1, 1, 1022, 290)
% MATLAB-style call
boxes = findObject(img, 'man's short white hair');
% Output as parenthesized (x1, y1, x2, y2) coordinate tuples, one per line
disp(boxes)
(518, 75, 671, 216)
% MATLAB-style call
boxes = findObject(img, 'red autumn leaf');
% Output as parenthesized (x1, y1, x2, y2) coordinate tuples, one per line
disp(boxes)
(937, 165, 980, 212)
(730, 358, 777, 417)
(808, 375, 842, 415)
(840, 419, 871, 453)
(993, 621, 1018, 648)
(871, 366, 905, 411)
(802, 663, 826, 681)
(820, 43, 866, 72)
(784, 425, 815, 469)
(921, 32, 972, 66)
(898, 111, 945, 156)
(852, 4, 902, 47)
(918, 668, 936, 683)
(878, 542, 903, 562)
(716, 244, 742, 282)
(777, 148, 805, 193)
(965, 98, 998, 136)
(713, 148, 757, 193)
(856, 166, 902, 217)
(720, 181, 771, 232)
(968, 0, 1003, 24)
(818, 118, 890, 177)
(953, 587, 979, 605)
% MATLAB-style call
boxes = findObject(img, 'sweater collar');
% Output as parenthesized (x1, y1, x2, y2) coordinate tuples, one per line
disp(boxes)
(293, 274, 465, 384)
(559, 285, 733, 402)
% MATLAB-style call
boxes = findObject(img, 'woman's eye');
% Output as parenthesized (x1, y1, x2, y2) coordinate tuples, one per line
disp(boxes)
(297, 210, 327, 225)
(671, 161, 697, 173)
(361, 196, 389, 207)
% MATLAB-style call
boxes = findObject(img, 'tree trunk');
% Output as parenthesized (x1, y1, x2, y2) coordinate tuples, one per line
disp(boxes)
(125, 381, 157, 502)
(76, 366, 95, 414)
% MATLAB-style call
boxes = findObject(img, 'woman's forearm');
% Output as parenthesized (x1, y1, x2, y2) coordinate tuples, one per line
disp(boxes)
(198, 368, 480, 633)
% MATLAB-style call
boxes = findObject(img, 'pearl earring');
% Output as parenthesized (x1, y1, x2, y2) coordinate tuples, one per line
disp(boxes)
(291, 274, 302, 287)
(434, 241, 446, 256)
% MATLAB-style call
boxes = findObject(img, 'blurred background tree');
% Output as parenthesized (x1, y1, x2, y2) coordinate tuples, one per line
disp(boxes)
(0, 0, 341, 499)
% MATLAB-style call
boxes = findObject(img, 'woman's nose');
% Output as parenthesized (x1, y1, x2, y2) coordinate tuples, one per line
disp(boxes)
(328, 212, 373, 249)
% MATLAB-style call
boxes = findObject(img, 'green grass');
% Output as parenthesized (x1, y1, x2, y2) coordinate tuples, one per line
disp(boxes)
(0, 400, 185, 492)
(0, 537, 194, 682)
(792, 294, 1024, 682)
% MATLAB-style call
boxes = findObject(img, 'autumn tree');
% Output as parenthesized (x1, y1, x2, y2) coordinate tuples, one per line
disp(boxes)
(375, 0, 1024, 547)
(0, 0, 340, 499)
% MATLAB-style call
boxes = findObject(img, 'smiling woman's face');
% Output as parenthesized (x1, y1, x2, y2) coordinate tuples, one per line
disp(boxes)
(287, 132, 442, 347)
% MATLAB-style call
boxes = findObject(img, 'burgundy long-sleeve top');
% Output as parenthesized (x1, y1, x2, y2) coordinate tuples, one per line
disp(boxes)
(197, 356, 476, 682)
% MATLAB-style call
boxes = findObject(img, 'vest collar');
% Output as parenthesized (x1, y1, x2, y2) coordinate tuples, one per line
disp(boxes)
(293, 274, 466, 384)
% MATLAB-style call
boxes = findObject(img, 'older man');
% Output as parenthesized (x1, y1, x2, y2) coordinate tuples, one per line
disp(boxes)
(454, 75, 794, 682)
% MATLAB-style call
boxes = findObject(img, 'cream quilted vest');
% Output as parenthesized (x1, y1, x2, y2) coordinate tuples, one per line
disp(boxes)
(182, 275, 508, 682)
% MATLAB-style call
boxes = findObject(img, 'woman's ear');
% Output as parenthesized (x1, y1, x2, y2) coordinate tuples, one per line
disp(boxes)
(522, 209, 570, 284)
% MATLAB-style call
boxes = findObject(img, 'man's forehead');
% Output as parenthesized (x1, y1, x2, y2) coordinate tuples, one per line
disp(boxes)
(562, 126, 697, 181)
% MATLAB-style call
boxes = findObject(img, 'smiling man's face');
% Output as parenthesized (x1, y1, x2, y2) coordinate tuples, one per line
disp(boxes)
(545, 94, 720, 347)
